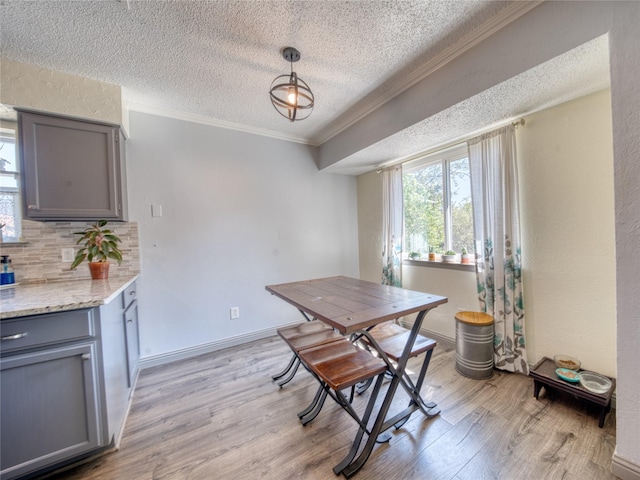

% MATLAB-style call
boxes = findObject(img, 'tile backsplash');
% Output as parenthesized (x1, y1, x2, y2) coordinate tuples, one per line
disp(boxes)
(0, 220, 140, 284)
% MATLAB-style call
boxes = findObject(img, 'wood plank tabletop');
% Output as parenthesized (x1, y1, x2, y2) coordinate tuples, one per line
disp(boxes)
(266, 276, 448, 334)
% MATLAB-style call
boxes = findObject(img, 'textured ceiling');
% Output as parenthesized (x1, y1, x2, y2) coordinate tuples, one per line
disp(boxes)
(324, 35, 611, 175)
(0, 1, 609, 175)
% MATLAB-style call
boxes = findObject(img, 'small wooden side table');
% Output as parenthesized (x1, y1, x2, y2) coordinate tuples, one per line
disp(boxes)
(529, 357, 615, 428)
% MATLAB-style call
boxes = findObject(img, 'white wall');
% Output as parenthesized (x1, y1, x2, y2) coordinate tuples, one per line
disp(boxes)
(519, 90, 616, 377)
(126, 112, 359, 360)
(356, 171, 383, 284)
(609, 3, 640, 473)
(357, 92, 616, 371)
(0, 57, 122, 126)
(351, 3, 640, 472)
(402, 266, 478, 341)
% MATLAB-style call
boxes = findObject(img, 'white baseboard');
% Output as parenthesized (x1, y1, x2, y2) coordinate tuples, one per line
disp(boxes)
(612, 450, 640, 480)
(138, 322, 299, 369)
(399, 318, 456, 350)
(138, 319, 457, 370)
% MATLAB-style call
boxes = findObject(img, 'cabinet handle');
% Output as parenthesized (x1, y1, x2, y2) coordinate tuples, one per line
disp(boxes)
(1, 332, 28, 341)
(27, 204, 39, 210)
(127, 318, 133, 323)
(82, 353, 91, 361)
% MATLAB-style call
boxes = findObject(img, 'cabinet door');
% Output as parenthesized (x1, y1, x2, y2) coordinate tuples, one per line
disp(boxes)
(123, 300, 140, 388)
(0, 343, 104, 480)
(18, 110, 127, 221)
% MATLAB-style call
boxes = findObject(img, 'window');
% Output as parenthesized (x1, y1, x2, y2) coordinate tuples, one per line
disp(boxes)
(403, 144, 474, 259)
(0, 122, 22, 242)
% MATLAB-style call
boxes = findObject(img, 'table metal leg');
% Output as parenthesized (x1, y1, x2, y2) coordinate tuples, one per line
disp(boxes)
(340, 308, 435, 478)
(333, 373, 385, 475)
(359, 319, 439, 420)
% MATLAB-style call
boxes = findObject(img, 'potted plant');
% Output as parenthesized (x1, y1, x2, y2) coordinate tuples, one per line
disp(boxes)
(408, 251, 421, 260)
(442, 250, 457, 263)
(70, 220, 123, 279)
(428, 246, 436, 261)
(461, 246, 470, 264)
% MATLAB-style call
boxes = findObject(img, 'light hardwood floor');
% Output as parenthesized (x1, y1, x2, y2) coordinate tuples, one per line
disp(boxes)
(44, 337, 617, 480)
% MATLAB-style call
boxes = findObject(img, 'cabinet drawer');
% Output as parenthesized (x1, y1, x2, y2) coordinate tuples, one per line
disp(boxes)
(122, 281, 137, 309)
(0, 309, 95, 353)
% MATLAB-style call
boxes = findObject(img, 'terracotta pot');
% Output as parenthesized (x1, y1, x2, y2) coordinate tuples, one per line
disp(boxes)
(461, 254, 470, 264)
(89, 262, 110, 280)
(428, 253, 436, 261)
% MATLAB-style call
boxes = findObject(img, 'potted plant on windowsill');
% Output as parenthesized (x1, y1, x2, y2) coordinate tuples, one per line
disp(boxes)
(442, 250, 457, 263)
(461, 246, 470, 264)
(70, 220, 123, 280)
(428, 246, 436, 261)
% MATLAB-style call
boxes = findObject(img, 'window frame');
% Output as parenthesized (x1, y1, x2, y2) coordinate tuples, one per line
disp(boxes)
(402, 143, 473, 262)
(0, 126, 23, 242)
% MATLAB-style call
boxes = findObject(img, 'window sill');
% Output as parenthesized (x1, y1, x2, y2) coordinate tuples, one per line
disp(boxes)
(403, 259, 476, 272)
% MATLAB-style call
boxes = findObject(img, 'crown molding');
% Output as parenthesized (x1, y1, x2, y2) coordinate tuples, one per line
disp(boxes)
(310, 0, 544, 146)
(126, 102, 314, 145)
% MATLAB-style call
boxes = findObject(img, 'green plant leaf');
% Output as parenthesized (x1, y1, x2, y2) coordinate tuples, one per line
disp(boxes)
(70, 253, 87, 270)
(108, 250, 123, 265)
(103, 234, 121, 243)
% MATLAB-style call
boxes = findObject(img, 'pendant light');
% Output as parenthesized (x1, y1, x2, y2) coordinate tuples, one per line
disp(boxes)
(269, 47, 314, 122)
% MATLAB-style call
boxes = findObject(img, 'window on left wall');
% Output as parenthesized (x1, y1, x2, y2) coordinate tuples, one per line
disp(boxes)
(0, 122, 22, 242)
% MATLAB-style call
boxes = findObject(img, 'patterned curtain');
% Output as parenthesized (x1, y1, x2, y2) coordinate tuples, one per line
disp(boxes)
(381, 165, 403, 287)
(468, 125, 529, 374)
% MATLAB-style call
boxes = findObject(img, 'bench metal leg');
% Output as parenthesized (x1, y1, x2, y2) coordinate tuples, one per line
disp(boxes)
(276, 358, 302, 388)
(272, 352, 298, 381)
(299, 386, 329, 426)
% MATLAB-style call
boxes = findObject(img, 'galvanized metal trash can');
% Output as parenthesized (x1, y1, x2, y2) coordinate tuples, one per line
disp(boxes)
(455, 311, 495, 379)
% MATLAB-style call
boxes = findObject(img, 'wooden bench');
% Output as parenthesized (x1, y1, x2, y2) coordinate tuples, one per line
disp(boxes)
(296, 338, 387, 423)
(358, 322, 439, 422)
(365, 321, 437, 361)
(272, 320, 343, 387)
(297, 337, 389, 474)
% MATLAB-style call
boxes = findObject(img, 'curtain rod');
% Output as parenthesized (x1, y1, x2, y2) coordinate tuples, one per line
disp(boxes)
(376, 117, 526, 173)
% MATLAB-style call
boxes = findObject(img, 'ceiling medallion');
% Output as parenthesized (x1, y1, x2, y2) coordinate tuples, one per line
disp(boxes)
(269, 47, 314, 122)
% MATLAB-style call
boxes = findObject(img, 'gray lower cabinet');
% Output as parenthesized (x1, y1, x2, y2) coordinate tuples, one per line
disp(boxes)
(0, 284, 140, 479)
(0, 343, 103, 480)
(17, 109, 128, 221)
(122, 282, 139, 388)
(0, 309, 106, 480)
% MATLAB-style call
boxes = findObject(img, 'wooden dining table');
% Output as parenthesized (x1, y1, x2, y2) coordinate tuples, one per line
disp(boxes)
(265, 275, 448, 477)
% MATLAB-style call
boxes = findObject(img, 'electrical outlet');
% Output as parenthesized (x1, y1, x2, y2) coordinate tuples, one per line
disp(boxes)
(230, 307, 240, 319)
(62, 248, 75, 263)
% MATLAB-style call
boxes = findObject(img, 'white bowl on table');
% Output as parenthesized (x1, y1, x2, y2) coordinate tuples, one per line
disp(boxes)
(579, 371, 612, 394)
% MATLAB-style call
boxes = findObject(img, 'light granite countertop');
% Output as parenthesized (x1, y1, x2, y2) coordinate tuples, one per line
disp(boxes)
(0, 274, 139, 320)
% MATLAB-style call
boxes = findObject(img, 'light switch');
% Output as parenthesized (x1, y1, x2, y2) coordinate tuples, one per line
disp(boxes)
(152, 204, 163, 217)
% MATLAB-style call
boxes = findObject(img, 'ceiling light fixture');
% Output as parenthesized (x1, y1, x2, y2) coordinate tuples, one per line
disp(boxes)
(269, 47, 314, 122)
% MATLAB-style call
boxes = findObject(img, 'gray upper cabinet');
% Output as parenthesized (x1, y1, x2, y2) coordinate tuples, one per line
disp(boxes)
(17, 110, 128, 221)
